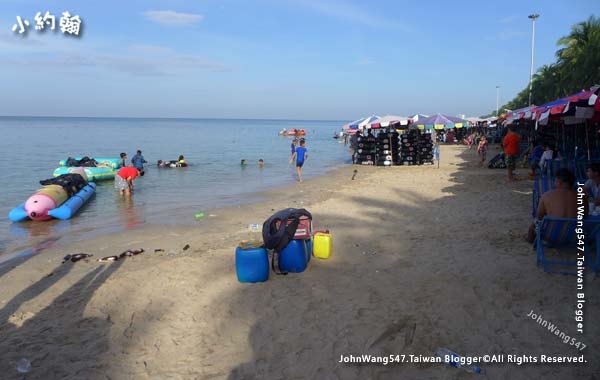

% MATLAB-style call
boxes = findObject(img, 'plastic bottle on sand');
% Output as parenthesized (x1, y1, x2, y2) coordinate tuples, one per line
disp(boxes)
(16, 358, 31, 373)
(435, 347, 481, 373)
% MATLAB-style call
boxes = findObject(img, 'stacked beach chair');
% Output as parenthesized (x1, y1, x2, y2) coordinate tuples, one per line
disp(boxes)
(354, 135, 377, 165)
(418, 132, 435, 165)
(398, 130, 434, 166)
(375, 130, 398, 166)
(399, 130, 418, 165)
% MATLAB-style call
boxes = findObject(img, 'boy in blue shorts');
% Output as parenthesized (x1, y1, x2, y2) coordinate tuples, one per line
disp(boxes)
(289, 139, 308, 182)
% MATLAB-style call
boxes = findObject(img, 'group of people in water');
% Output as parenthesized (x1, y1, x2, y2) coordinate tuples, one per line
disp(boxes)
(157, 155, 188, 168)
(115, 150, 187, 196)
(240, 159, 265, 167)
(115, 136, 309, 197)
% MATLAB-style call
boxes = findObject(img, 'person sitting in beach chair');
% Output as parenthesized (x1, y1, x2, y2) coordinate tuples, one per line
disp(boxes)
(583, 163, 600, 209)
(538, 144, 554, 174)
(528, 141, 544, 178)
(526, 168, 584, 243)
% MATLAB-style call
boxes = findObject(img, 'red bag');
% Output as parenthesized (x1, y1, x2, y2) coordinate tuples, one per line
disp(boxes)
(275, 216, 312, 239)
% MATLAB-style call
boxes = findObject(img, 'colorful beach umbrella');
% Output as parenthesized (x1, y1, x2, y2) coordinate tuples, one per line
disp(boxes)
(342, 117, 365, 131)
(414, 114, 467, 130)
(358, 115, 380, 129)
(369, 115, 410, 128)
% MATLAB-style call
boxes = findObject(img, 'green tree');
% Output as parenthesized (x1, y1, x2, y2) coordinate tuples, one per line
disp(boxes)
(493, 15, 600, 115)
(556, 15, 600, 95)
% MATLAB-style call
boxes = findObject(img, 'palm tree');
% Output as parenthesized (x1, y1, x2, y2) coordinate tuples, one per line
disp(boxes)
(491, 15, 600, 115)
(555, 15, 600, 94)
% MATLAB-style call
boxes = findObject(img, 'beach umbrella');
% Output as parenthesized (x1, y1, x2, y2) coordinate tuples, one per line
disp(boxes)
(370, 115, 410, 128)
(358, 115, 379, 129)
(342, 117, 366, 131)
(414, 114, 467, 130)
(410, 114, 429, 122)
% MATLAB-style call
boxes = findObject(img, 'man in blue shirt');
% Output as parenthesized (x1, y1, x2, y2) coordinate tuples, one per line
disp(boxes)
(289, 139, 308, 182)
(131, 150, 147, 176)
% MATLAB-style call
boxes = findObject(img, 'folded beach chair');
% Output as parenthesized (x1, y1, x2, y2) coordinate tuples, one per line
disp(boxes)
(532, 176, 555, 217)
(537, 217, 600, 274)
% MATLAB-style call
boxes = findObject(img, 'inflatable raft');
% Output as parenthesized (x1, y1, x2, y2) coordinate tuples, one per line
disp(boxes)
(9, 183, 96, 222)
(53, 166, 116, 181)
(10, 170, 96, 222)
(54, 157, 121, 181)
(58, 157, 122, 169)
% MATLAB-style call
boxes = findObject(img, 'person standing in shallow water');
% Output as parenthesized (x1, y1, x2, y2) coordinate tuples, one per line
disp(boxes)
(289, 139, 308, 182)
(114, 166, 140, 197)
(131, 150, 147, 176)
(290, 137, 299, 160)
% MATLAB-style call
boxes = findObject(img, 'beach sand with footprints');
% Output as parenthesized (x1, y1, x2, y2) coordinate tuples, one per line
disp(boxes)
(0, 145, 598, 379)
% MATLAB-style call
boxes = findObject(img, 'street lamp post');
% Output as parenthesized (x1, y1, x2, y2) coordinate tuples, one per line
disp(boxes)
(496, 85, 500, 116)
(528, 13, 539, 106)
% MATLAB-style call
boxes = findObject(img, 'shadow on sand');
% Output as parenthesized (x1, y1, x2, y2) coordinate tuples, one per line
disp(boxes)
(0, 258, 124, 379)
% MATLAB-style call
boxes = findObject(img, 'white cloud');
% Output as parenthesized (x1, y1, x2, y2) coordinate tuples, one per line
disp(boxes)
(143, 10, 204, 26)
(0, 40, 233, 75)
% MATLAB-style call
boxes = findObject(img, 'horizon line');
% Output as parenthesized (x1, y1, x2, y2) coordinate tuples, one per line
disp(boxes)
(0, 114, 348, 123)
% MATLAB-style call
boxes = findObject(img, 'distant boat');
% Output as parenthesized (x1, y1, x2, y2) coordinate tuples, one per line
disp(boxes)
(278, 128, 306, 136)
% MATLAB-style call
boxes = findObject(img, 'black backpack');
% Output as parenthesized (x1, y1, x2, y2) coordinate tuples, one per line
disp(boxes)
(262, 208, 312, 273)
(39, 173, 88, 197)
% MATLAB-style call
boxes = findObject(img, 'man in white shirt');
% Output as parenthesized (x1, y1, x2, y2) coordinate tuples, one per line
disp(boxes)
(538, 144, 554, 173)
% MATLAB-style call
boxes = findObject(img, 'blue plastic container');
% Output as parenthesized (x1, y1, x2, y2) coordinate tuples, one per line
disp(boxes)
(235, 244, 269, 283)
(280, 239, 310, 273)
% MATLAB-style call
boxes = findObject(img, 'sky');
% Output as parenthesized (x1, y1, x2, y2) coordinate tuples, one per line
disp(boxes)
(0, 0, 598, 120)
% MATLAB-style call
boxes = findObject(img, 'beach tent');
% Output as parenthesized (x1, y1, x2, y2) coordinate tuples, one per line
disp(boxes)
(369, 115, 410, 128)
(414, 114, 468, 130)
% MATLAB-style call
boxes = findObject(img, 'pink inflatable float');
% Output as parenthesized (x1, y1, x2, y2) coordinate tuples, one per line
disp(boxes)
(24, 185, 69, 221)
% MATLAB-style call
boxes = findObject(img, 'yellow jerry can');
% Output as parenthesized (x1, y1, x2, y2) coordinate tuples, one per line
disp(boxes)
(313, 230, 332, 259)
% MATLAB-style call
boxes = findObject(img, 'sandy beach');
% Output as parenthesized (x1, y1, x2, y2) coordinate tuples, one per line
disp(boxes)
(0, 145, 598, 379)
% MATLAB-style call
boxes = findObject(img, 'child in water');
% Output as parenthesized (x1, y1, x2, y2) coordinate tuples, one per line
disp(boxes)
(258, 159, 264, 168)
(289, 139, 308, 182)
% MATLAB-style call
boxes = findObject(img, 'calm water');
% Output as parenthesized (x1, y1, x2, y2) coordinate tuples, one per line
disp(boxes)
(0, 117, 351, 257)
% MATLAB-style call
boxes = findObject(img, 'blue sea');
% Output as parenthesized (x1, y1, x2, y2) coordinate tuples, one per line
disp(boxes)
(0, 117, 351, 258)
